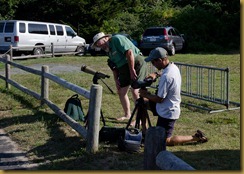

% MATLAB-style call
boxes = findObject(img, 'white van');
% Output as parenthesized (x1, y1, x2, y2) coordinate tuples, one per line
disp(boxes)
(0, 20, 86, 55)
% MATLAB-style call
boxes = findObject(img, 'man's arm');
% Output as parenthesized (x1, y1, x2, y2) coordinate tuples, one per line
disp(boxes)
(139, 89, 163, 103)
(125, 49, 137, 80)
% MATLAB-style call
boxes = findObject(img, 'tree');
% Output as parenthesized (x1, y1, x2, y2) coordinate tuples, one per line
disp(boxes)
(2, 0, 239, 51)
(0, 0, 20, 20)
(100, 12, 140, 39)
(170, 0, 240, 52)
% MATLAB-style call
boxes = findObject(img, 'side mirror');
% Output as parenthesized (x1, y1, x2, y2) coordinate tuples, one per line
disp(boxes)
(72, 32, 77, 37)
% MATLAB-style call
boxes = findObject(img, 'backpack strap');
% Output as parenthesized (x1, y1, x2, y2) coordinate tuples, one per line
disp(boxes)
(84, 110, 106, 128)
(71, 94, 79, 99)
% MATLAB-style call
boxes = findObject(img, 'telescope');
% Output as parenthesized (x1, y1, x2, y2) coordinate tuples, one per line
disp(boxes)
(131, 78, 154, 89)
(81, 65, 114, 94)
(81, 65, 110, 79)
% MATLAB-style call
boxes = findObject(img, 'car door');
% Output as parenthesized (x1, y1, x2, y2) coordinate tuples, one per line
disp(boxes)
(0, 22, 6, 51)
(48, 24, 58, 53)
(55, 25, 66, 52)
(65, 26, 77, 52)
(0, 22, 15, 51)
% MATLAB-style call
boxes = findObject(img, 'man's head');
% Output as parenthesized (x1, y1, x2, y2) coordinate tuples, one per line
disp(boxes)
(91, 32, 111, 52)
(145, 47, 169, 70)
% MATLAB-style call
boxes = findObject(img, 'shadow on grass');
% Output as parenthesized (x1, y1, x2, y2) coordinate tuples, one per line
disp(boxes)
(173, 149, 241, 170)
(0, 112, 87, 168)
(35, 149, 241, 170)
(0, 90, 240, 170)
(1, 110, 240, 170)
(2, 112, 241, 170)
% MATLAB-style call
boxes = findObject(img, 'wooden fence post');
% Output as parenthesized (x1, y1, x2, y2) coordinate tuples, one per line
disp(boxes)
(10, 45, 13, 61)
(156, 151, 195, 170)
(5, 54, 11, 89)
(41, 65, 49, 105)
(51, 43, 54, 57)
(86, 84, 103, 153)
(144, 126, 166, 170)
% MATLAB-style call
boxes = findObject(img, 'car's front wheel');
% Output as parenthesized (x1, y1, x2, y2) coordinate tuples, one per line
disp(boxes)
(76, 46, 85, 56)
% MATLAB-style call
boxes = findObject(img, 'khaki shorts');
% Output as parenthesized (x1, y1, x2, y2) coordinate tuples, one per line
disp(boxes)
(117, 55, 148, 87)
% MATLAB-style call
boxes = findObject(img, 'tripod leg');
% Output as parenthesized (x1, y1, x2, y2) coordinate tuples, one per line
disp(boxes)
(100, 79, 115, 94)
(145, 110, 152, 127)
(136, 100, 152, 135)
(135, 109, 141, 129)
(100, 110, 106, 126)
(126, 104, 138, 129)
(139, 107, 147, 135)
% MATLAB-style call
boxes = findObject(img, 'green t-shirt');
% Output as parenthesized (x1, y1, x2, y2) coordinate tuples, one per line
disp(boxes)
(108, 34, 141, 68)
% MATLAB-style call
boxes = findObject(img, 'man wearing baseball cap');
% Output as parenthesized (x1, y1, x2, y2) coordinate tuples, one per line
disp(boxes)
(92, 32, 148, 121)
(140, 47, 208, 146)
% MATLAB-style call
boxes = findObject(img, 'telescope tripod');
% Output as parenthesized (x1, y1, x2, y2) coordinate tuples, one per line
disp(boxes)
(93, 72, 115, 94)
(126, 97, 152, 135)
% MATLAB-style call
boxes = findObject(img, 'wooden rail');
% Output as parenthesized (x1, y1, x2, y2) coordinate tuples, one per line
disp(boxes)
(0, 54, 102, 153)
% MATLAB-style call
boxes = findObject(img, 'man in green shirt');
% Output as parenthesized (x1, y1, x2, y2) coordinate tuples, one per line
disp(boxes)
(92, 32, 148, 121)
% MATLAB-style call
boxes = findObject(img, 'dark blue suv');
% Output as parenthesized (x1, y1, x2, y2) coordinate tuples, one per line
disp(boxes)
(139, 26, 186, 56)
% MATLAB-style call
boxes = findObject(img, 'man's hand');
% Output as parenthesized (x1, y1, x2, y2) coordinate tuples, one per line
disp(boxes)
(145, 72, 158, 81)
(139, 88, 149, 98)
(130, 68, 138, 81)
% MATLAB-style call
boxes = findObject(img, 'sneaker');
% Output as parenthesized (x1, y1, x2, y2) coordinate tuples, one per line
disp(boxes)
(194, 130, 208, 143)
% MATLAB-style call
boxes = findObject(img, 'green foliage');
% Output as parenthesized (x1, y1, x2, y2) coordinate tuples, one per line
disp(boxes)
(138, 0, 176, 28)
(100, 12, 141, 39)
(169, 4, 240, 52)
(0, 0, 20, 20)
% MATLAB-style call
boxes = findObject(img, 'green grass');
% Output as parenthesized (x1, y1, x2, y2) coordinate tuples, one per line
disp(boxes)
(0, 53, 241, 170)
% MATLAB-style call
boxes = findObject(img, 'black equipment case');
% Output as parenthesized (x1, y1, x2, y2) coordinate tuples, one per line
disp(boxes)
(99, 111, 124, 143)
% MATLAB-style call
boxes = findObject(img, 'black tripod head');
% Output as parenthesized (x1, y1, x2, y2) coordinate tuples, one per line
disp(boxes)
(81, 65, 114, 94)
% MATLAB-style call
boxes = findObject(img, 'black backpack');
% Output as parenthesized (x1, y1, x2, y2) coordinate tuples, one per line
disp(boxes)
(64, 94, 85, 121)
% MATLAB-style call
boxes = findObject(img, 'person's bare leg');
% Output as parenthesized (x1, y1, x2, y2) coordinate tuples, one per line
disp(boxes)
(117, 86, 131, 121)
(131, 88, 140, 102)
(166, 134, 205, 146)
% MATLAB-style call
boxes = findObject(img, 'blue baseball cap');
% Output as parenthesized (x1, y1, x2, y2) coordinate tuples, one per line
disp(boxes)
(144, 47, 168, 62)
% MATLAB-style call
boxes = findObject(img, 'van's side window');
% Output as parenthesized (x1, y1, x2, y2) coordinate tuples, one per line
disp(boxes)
(65, 26, 75, 37)
(49, 25, 56, 35)
(28, 23, 48, 35)
(5, 22, 14, 33)
(19, 23, 26, 33)
(56, 25, 64, 36)
(0, 23, 4, 33)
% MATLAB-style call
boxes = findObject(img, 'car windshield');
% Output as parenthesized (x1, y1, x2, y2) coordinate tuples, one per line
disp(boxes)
(143, 28, 164, 36)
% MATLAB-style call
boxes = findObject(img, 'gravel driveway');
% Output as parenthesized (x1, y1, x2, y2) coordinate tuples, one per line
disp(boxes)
(0, 63, 82, 75)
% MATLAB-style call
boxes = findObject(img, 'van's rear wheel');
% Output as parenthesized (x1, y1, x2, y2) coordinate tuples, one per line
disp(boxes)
(33, 47, 44, 55)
